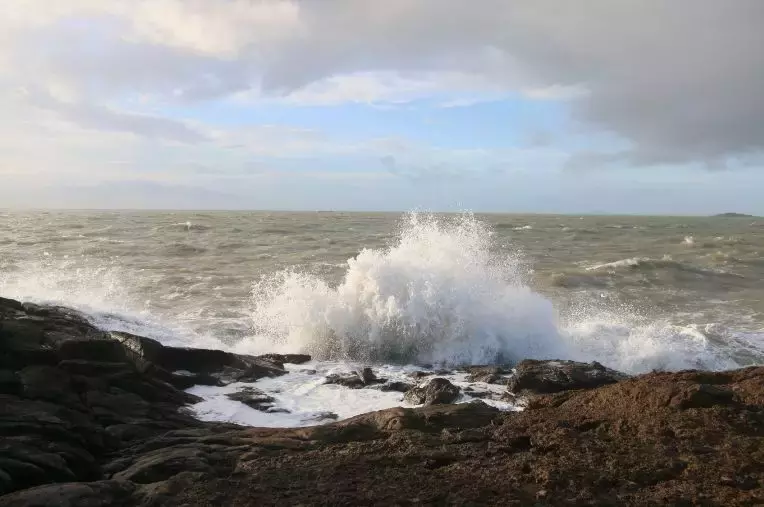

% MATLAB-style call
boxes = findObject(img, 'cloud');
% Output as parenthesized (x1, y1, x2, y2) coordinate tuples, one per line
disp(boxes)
(1, 0, 763, 169)
(0, 180, 249, 209)
(21, 89, 208, 144)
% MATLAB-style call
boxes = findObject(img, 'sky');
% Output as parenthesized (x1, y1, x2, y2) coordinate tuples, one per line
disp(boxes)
(0, 1, 763, 214)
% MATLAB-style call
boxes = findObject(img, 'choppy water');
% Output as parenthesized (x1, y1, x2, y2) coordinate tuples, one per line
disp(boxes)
(1, 210, 763, 425)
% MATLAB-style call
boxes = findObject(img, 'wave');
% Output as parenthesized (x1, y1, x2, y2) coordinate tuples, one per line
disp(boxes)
(172, 221, 212, 232)
(245, 213, 762, 372)
(585, 256, 743, 278)
(549, 255, 748, 290)
(248, 213, 560, 365)
(2, 212, 762, 375)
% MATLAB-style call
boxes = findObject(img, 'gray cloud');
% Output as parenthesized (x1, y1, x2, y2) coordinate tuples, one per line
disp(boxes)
(24, 89, 207, 144)
(285, 1, 764, 167)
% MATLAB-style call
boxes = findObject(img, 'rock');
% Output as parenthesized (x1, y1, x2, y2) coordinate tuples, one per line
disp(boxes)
(324, 367, 385, 389)
(358, 367, 376, 384)
(463, 386, 492, 399)
(303, 411, 339, 423)
(463, 365, 510, 384)
(113, 331, 287, 385)
(226, 387, 277, 412)
(506, 359, 630, 397)
(0, 370, 19, 395)
(18, 366, 83, 409)
(0, 298, 207, 497)
(0, 297, 23, 312)
(409, 370, 435, 379)
(404, 378, 461, 405)
(324, 373, 365, 388)
(379, 381, 414, 393)
(669, 383, 735, 409)
(112, 448, 214, 484)
(257, 353, 312, 365)
(3, 296, 764, 506)
(0, 480, 136, 507)
(57, 339, 128, 363)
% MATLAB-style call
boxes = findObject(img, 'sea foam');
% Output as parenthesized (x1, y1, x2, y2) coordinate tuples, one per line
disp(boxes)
(246, 213, 758, 372)
(248, 213, 565, 365)
(1, 212, 760, 375)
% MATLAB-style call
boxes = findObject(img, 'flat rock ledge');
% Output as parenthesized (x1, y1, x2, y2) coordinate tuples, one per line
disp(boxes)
(1, 296, 762, 506)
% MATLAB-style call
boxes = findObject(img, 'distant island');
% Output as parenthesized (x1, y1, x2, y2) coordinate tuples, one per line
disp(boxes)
(714, 212, 755, 217)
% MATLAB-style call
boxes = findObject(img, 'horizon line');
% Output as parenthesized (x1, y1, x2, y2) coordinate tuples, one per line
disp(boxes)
(0, 208, 758, 218)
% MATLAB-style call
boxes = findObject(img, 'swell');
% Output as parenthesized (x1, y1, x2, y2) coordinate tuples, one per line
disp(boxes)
(549, 256, 750, 290)
(243, 213, 763, 372)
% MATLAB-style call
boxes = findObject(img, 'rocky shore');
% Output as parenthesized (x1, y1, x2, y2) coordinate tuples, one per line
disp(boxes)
(0, 296, 762, 506)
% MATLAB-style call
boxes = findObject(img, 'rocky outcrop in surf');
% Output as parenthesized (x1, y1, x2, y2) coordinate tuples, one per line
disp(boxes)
(1, 296, 762, 506)
(505, 359, 630, 400)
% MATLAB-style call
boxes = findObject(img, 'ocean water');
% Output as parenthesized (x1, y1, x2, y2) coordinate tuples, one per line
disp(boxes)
(2, 210, 763, 426)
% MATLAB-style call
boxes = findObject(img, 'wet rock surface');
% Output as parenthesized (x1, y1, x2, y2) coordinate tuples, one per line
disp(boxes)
(462, 365, 512, 384)
(226, 387, 281, 412)
(506, 359, 631, 398)
(404, 377, 461, 405)
(324, 367, 386, 389)
(2, 297, 763, 506)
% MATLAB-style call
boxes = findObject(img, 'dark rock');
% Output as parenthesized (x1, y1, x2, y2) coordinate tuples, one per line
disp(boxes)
(404, 378, 461, 405)
(0, 297, 23, 312)
(3, 297, 764, 506)
(112, 448, 214, 484)
(57, 339, 127, 363)
(324, 368, 385, 389)
(358, 367, 376, 384)
(669, 383, 735, 409)
(463, 387, 492, 399)
(257, 353, 312, 365)
(0, 320, 46, 352)
(379, 381, 414, 393)
(113, 331, 286, 386)
(18, 366, 83, 409)
(0, 370, 19, 395)
(324, 373, 365, 388)
(165, 371, 222, 390)
(304, 411, 339, 422)
(0, 457, 49, 492)
(0, 443, 77, 487)
(105, 424, 157, 442)
(85, 389, 150, 418)
(226, 387, 277, 412)
(0, 480, 136, 506)
(506, 359, 630, 397)
(57, 359, 132, 377)
(463, 365, 510, 384)
(112, 332, 164, 371)
(409, 370, 435, 379)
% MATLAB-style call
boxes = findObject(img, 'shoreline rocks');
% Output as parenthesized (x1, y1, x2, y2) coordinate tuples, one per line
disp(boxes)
(324, 367, 386, 388)
(2, 296, 762, 506)
(504, 359, 631, 402)
(404, 378, 461, 405)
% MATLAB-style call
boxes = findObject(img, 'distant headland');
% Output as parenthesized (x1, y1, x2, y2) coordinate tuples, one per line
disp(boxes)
(713, 212, 756, 217)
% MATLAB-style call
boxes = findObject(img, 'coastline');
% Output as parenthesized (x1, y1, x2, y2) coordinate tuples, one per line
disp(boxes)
(0, 296, 762, 506)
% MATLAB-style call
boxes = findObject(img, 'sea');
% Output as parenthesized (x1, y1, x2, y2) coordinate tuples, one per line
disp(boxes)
(1, 210, 763, 427)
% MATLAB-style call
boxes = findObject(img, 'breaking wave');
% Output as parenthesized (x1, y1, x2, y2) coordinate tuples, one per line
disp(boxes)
(2, 212, 761, 374)
(247, 213, 761, 372)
